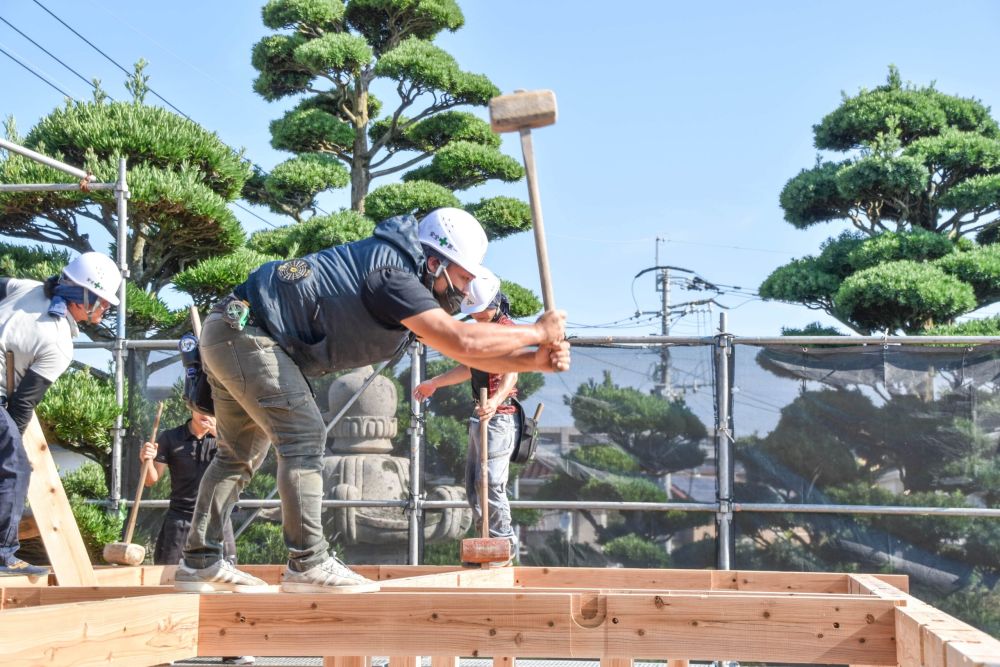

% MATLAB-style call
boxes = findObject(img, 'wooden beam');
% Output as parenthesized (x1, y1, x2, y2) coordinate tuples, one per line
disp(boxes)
(22, 416, 97, 586)
(1, 593, 198, 666)
(430, 656, 459, 667)
(324, 657, 370, 667)
(600, 659, 632, 667)
(380, 567, 515, 589)
(1, 585, 175, 609)
(494, 657, 516, 667)
(388, 656, 419, 667)
(196, 590, 899, 664)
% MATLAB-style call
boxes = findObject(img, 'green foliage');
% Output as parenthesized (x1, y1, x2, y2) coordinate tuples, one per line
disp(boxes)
(833, 260, 976, 333)
(421, 537, 462, 565)
(927, 314, 1000, 336)
(764, 67, 1000, 333)
(62, 463, 124, 564)
(236, 521, 287, 564)
(934, 244, 1000, 302)
(172, 247, 281, 308)
(249, 209, 374, 257)
(251, 0, 527, 241)
(501, 280, 543, 318)
(37, 369, 122, 466)
(780, 322, 843, 336)
(467, 197, 532, 240)
(364, 180, 460, 220)
(0, 243, 71, 280)
(346, 0, 464, 54)
(402, 141, 523, 190)
(567, 371, 707, 475)
(603, 533, 670, 568)
(568, 444, 640, 474)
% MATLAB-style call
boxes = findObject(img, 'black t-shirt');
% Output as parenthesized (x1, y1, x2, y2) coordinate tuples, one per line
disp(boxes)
(362, 267, 441, 328)
(153, 421, 219, 515)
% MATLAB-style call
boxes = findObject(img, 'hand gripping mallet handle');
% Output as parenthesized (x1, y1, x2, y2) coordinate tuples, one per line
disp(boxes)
(489, 89, 558, 310)
(123, 401, 164, 545)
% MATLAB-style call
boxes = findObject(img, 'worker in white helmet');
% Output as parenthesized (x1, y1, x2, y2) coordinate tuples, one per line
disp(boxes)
(179, 208, 569, 595)
(413, 268, 520, 565)
(0, 251, 121, 577)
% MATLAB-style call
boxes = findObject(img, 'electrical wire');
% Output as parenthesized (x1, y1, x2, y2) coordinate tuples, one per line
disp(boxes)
(0, 14, 94, 90)
(0, 41, 73, 98)
(26, 1, 326, 223)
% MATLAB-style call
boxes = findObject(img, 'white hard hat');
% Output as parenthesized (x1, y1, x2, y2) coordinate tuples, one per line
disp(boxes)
(62, 252, 121, 306)
(418, 208, 488, 277)
(460, 267, 501, 314)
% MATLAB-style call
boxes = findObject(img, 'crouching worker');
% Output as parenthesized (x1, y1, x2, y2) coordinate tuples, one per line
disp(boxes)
(413, 270, 520, 565)
(178, 208, 569, 594)
(0, 252, 121, 576)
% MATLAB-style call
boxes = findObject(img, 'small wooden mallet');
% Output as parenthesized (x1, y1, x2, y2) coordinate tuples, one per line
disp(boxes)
(103, 401, 164, 566)
(460, 388, 512, 565)
(489, 89, 558, 310)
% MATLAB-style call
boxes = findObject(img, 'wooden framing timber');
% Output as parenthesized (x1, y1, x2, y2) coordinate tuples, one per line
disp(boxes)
(0, 566, 996, 667)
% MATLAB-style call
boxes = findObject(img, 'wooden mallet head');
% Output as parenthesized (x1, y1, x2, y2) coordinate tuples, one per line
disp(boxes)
(489, 90, 558, 133)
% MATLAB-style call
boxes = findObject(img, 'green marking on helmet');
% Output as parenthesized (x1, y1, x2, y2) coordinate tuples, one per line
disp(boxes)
(439, 236, 449, 247)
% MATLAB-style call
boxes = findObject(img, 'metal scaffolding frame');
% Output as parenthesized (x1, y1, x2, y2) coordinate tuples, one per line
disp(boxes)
(0, 138, 130, 507)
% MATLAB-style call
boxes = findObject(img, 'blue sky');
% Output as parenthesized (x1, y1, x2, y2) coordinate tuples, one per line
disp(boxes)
(3, 1, 1000, 337)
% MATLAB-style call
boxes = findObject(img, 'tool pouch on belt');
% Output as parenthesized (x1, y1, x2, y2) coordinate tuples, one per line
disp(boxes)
(509, 397, 541, 464)
(179, 333, 214, 416)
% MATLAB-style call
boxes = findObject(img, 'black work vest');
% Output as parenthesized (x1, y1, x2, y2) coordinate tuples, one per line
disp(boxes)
(236, 215, 425, 377)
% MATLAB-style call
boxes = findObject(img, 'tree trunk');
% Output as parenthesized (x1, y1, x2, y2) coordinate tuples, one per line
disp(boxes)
(350, 79, 371, 213)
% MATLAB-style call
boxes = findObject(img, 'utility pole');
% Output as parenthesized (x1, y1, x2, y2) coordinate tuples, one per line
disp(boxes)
(655, 236, 671, 399)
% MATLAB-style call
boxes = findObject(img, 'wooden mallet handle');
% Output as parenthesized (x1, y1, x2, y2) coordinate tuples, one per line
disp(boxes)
(479, 387, 490, 540)
(123, 401, 164, 544)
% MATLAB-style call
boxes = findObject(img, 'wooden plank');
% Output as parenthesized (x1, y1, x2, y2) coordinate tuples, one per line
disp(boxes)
(430, 657, 460, 667)
(17, 512, 40, 541)
(945, 639, 1000, 667)
(513, 567, 715, 590)
(22, 415, 97, 586)
(324, 658, 371, 667)
(376, 565, 464, 581)
(494, 657, 517, 667)
(93, 565, 147, 586)
(1, 593, 198, 666)
(601, 659, 631, 667)
(381, 567, 515, 589)
(897, 605, 929, 667)
(666, 661, 689, 667)
(849, 574, 910, 600)
(0, 585, 175, 608)
(388, 656, 419, 667)
(196, 590, 899, 664)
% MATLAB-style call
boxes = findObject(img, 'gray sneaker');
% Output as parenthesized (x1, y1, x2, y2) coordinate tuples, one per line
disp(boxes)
(174, 558, 270, 593)
(281, 556, 380, 594)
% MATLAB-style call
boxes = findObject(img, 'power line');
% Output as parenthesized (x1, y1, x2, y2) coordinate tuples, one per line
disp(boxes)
(0, 14, 95, 91)
(0, 41, 73, 99)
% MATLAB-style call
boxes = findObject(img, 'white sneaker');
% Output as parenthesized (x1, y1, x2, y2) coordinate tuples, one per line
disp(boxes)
(281, 556, 380, 594)
(174, 559, 270, 593)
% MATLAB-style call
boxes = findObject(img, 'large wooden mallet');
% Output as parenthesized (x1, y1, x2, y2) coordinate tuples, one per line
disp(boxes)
(459, 388, 512, 566)
(103, 401, 164, 566)
(489, 89, 558, 309)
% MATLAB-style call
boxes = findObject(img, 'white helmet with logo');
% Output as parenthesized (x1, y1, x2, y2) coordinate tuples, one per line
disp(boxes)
(460, 267, 502, 315)
(418, 208, 488, 276)
(62, 252, 121, 306)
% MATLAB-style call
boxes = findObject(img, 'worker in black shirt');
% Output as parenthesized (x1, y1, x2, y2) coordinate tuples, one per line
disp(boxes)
(177, 208, 569, 595)
(140, 408, 236, 565)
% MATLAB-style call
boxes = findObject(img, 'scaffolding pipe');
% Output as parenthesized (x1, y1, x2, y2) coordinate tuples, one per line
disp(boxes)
(0, 137, 93, 181)
(110, 158, 129, 507)
(408, 341, 424, 564)
(714, 312, 734, 570)
(0, 183, 115, 192)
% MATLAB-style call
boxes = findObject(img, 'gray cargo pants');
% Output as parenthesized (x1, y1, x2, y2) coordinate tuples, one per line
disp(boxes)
(182, 312, 330, 572)
(465, 412, 519, 557)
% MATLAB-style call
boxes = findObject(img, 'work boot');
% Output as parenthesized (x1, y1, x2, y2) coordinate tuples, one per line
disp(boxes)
(174, 558, 270, 593)
(0, 557, 48, 577)
(281, 556, 380, 594)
